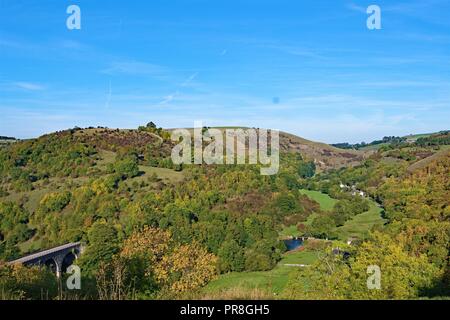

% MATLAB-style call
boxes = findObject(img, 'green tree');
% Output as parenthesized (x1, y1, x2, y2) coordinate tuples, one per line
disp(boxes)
(217, 240, 245, 273)
(0, 264, 58, 300)
(283, 232, 442, 300)
(146, 122, 157, 129)
(308, 214, 335, 239)
(114, 157, 139, 179)
(298, 161, 316, 178)
(79, 221, 120, 273)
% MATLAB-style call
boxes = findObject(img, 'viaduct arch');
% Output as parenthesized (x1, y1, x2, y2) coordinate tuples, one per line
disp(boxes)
(8, 242, 83, 277)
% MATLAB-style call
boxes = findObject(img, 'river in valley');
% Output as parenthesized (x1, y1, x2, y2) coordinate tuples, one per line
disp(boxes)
(283, 238, 303, 251)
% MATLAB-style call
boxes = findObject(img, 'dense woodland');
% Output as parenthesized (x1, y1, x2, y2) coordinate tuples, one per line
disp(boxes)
(0, 125, 448, 300)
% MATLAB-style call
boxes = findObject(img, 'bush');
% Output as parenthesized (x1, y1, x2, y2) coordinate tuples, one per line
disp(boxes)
(0, 264, 58, 300)
(114, 158, 139, 179)
(244, 250, 273, 271)
(307, 214, 336, 239)
(79, 221, 120, 273)
(217, 240, 245, 273)
(39, 192, 71, 213)
(298, 161, 316, 178)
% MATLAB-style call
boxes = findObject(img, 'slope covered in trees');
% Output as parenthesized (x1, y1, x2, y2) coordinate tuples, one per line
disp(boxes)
(0, 125, 323, 299)
(0, 125, 448, 300)
(283, 140, 449, 299)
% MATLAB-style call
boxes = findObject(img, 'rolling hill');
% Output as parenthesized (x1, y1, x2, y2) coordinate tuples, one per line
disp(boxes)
(168, 127, 366, 171)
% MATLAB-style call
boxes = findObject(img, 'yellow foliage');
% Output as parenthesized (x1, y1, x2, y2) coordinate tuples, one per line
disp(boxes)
(282, 232, 442, 300)
(91, 179, 109, 195)
(154, 242, 218, 293)
(120, 226, 171, 263)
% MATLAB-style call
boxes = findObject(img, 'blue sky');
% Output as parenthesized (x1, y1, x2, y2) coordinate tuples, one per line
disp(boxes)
(0, 0, 449, 143)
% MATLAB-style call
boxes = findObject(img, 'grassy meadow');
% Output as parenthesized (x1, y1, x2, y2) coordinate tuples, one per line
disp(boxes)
(202, 250, 319, 297)
(335, 202, 386, 241)
(281, 189, 386, 241)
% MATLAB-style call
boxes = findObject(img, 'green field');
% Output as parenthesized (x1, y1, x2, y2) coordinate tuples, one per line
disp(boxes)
(2, 175, 90, 214)
(354, 132, 437, 152)
(95, 149, 117, 168)
(256, 190, 386, 297)
(334, 201, 386, 241)
(403, 132, 434, 141)
(203, 250, 318, 296)
(95, 149, 185, 184)
(131, 165, 185, 184)
(280, 190, 337, 237)
(280, 250, 318, 265)
(299, 189, 337, 211)
(295, 189, 386, 241)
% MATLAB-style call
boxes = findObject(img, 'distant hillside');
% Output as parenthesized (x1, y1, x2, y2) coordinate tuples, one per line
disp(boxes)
(0, 136, 16, 141)
(279, 131, 364, 170)
(332, 130, 449, 152)
(8, 126, 450, 172)
(407, 148, 450, 173)
(0, 136, 17, 147)
(168, 127, 365, 171)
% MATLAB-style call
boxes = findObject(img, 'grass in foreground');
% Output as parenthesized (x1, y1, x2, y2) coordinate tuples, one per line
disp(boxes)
(203, 250, 318, 296)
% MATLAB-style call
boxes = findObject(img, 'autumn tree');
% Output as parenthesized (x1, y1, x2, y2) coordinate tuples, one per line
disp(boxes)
(154, 241, 218, 295)
(120, 226, 217, 296)
(0, 264, 58, 300)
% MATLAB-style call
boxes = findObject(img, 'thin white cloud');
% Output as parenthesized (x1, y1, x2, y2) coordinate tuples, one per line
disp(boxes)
(346, 3, 367, 13)
(181, 72, 199, 87)
(159, 90, 180, 105)
(13, 82, 45, 91)
(60, 40, 87, 50)
(102, 61, 167, 76)
(263, 44, 325, 59)
(158, 72, 201, 105)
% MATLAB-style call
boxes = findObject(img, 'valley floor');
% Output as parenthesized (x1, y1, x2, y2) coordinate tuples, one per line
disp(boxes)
(203, 189, 386, 298)
(282, 189, 386, 241)
(202, 250, 318, 298)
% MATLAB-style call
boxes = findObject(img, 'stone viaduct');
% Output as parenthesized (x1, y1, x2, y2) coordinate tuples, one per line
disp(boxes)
(8, 242, 82, 277)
